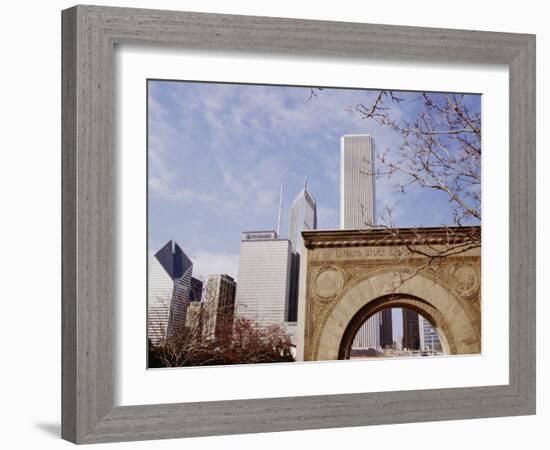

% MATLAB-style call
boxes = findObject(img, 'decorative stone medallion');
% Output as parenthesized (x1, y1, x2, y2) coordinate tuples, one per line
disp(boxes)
(314, 267, 345, 298)
(451, 263, 480, 298)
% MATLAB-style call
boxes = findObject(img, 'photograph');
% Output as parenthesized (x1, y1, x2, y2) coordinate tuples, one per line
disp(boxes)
(146, 80, 482, 368)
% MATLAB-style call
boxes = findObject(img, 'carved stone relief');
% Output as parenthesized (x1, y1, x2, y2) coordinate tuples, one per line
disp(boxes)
(314, 266, 345, 299)
(451, 263, 480, 298)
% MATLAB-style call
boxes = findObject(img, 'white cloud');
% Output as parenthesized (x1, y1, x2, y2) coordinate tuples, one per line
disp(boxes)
(148, 147, 218, 205)
(147, 82, 471, 279)
(191, 250, 240, 281)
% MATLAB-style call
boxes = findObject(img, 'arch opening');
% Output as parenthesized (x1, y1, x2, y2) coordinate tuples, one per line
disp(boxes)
(308, 267, 481, 362)
(338, 294, 453, 360)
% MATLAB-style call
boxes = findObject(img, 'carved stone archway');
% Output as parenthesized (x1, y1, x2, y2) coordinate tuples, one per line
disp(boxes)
(337, 293, 455, 359)
(298, 227, 481, 362)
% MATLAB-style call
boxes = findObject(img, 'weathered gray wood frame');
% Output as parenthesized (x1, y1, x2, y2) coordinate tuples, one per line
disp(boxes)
(61, 5, 536, 444)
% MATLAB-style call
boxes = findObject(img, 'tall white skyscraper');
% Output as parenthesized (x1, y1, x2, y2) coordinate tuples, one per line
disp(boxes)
(340, 134, 375, 229)
(341, 134, 380, 350)
(287, 181, 317, 322)
(234, 231, 292, 327)
(352, 314, 381, 350)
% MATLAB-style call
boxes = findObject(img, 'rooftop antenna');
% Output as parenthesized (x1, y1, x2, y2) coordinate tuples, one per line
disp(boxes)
(304, 176, 307, 190)
(276, 184, 283, 238)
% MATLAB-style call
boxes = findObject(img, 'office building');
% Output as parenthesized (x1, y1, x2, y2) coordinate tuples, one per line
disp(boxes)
(341, 134, 380, 348)
(352, 314, 381, 350)
(379, 308, 393, 349)
(203, 274, 237, 340)
(289, 180, 317, 253)
(395, 334, 403, 351)
(287, 181, 317, 322)
(402, 308, 421, 350)
(189, 277, 203, 302)
(340, 134, 375, 229)
(234, 231, 292, 327)
(418, 315, 443, 353)
(148, 240, 193, 345)
(185, 302, 204, 338)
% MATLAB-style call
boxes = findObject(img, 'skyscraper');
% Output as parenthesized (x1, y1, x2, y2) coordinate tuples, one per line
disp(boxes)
(341, 134, 379, 349)
(340, 134, 375, 229)
(402, 308, 421, 350)
(148, 240, 193, 345)
(352, 314, 381, 350)
(288, 180, 317, 253)
(203, 274, 237, 340)
(418, 315, 443, 353)
(234, 231, 292, 327)
(287, 181, 317, 322)
(379, 308, 393, 349)
(189, 277, 203, 302)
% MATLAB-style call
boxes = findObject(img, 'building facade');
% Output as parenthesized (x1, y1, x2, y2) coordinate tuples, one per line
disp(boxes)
(341, 134, 380, 350)
(289, 181, 317, 253)
(234, 231, 292, 327)
(185, 301, 204, 338)
(189, 277, 203, 302)
(402, 308, 421, 350)
(340, 134, 375, 229)
(203, 274, 237, 340)
(148, 254, 173, 346)
(287, 182, 317, 322)
(352, 314, 381, 350)
(418, 315, 444, 353)
(379, 308, 394, 349)
(148, 240, 193, 345)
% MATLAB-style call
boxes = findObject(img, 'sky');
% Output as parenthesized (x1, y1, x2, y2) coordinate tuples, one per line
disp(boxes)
(148, 80, 480, 342)
(148, 80, 480, 281)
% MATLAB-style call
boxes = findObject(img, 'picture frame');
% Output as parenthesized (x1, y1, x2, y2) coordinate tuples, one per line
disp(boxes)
(61, 4, 536, 444)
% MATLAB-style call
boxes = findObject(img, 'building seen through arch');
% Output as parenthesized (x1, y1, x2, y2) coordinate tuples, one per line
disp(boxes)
(350, 307, 445, 358)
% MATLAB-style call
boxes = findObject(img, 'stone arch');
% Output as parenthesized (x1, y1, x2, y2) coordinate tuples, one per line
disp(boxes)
(337, 294, 454, 359)
(314, 268, 481, 361)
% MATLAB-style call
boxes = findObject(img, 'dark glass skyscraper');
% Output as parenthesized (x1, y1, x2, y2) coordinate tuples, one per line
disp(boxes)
(402, 308, 420, 350)
(189, 277, 203, 302)
(379, 309, 393, 349)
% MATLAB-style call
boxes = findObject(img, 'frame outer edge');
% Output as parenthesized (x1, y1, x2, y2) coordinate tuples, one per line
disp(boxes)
(63, 5, 116, 443)
(509, 34, 536, 413)
(61, 5, 78, 443)
(61, 4, 537, 444)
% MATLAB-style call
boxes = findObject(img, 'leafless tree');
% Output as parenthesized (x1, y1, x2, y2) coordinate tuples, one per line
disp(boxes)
(354, 91, 480, 223)
(346, 90, 482, 280)
(309, 87, 481, 287)
(149, 300, 295, 367)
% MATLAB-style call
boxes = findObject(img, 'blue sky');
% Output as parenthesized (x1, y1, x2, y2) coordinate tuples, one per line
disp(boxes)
(148, 80, 480, 283)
